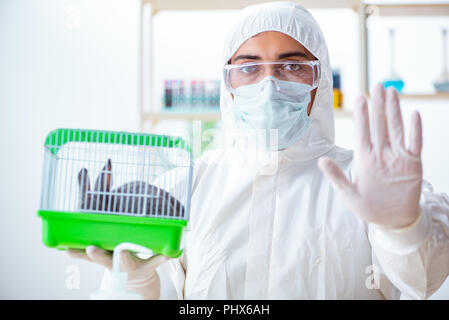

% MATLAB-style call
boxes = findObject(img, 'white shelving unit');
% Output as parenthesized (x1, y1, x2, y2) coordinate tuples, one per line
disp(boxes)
(137, 0, 449, 131)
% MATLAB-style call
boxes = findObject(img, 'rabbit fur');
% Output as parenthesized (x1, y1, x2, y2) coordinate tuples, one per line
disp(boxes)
(77, 159, 184, 217)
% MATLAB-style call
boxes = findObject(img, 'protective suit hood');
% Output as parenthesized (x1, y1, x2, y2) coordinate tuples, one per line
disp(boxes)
(220, 1, 335, 162)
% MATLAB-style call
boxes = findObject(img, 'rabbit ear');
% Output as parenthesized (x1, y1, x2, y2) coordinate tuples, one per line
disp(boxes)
(95, 158, 113, 192)
(78, 168, 91, 193)
(78, 168, 91, 209)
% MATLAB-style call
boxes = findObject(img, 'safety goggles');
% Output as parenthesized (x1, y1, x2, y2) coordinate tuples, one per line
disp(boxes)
(223, 60, 320, 96)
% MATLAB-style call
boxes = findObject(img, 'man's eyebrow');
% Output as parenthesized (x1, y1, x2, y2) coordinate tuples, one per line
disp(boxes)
(233, 54, 261, 62)
(232, 51, 311, 63)
(278, 51, 309, 59)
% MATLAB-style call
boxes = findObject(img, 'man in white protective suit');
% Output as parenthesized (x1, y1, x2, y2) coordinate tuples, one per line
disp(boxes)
(68, 2, 449, 299)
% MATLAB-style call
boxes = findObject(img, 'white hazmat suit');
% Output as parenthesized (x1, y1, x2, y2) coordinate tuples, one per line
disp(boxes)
(97, 2, 448, 300)
(155, 2, 449, 300)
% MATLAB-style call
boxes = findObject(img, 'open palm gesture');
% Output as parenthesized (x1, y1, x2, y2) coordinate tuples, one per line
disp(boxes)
(319, 83, 423, 228)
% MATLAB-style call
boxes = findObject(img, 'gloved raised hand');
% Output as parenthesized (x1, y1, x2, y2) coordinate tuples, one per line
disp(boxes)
(318, 83, 423, 228)
(67, 245, 169, 300)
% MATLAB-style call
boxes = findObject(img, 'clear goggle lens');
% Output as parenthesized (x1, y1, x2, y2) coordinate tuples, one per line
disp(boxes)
(224, 61, 320, 96)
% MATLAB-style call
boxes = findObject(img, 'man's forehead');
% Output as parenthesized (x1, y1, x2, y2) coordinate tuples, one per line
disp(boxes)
(233, 31, 314, 60)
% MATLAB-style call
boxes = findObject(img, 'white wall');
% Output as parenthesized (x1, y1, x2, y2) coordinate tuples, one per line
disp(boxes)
(1, 1, 448, 299)
(0, 0, 141, 299)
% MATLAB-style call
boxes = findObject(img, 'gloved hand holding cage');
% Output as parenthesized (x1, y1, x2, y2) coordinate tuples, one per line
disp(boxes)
(37, 129, 193, 258)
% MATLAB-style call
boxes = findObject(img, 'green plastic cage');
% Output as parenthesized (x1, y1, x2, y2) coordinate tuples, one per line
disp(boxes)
(37, 128, 193, 258)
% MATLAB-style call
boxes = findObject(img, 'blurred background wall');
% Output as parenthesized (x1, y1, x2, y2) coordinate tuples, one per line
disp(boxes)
(0, 0, 448, 299)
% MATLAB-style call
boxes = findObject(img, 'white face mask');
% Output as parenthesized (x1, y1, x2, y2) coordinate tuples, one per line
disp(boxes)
(232, 76, 312, 151)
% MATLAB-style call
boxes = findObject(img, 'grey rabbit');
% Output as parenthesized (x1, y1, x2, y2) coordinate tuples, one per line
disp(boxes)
(77, 159, 184, 217)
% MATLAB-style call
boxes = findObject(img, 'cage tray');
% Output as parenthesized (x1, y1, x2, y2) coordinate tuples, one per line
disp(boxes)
(37, 210, 187, 258)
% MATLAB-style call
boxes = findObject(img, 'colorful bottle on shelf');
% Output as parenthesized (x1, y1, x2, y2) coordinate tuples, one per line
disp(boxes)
(382, 29, 404, 93)
(214, 80, 221, 106)
(163, 78, 221, 111)
(164, 80, 172, 108)
(172, 79, 178, 107)
(191, 80, 197, 108)
(198, 80, 205, 107)
(178, 80, 185, 106)
(332, 70, 343, 109)
(434, 27, 449, 93)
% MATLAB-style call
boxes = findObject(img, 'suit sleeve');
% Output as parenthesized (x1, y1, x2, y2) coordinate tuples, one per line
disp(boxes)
(158, 153, 211, 300)
(158, 252, 186, 299)
(368, 180, 449, 299)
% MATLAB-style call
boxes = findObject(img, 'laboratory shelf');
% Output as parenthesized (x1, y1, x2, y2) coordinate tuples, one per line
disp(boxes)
(400, 93, 449, 100)
(139, 0, 364, 131)
(143, 109, 353, 125)
(162, 106, 220, 113)
(364, 2, 449, 17)
(334, 109, 353, 117)
(143, 111, 221, 123)
(139, 0, 446, 130)
(145, 0, 362, 12)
